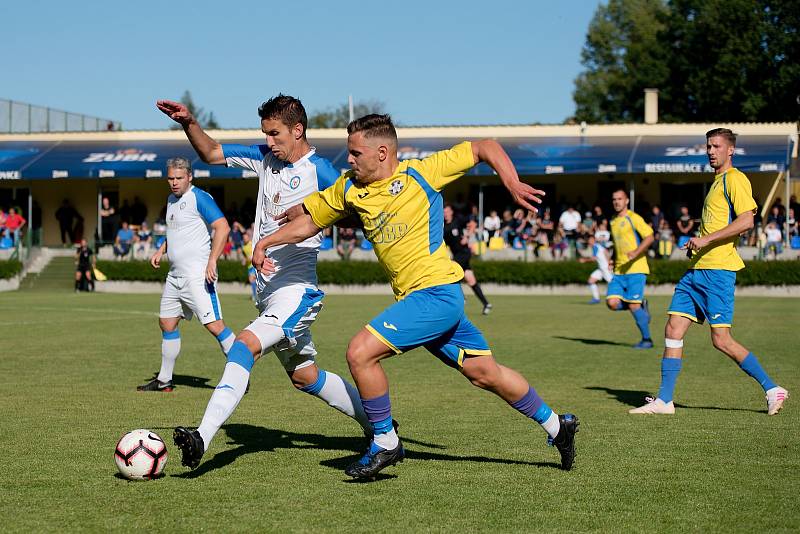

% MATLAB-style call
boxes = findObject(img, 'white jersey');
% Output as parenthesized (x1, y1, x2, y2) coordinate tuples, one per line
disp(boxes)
(222, 144, 339, 293)
(165, 185, 225, 278)
(592, 243, 612, 279)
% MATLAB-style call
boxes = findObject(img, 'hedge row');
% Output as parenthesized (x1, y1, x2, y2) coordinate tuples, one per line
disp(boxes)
(94, 259, 800, 287)
(0, 260, 22, 280)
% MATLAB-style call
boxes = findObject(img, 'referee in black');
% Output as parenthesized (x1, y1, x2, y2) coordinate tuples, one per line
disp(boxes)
(443, 204, 492, 315)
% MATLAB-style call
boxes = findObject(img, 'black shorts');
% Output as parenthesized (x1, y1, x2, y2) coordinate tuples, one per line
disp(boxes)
(77, 264, 92, 272)
(453, 252, 471, 270)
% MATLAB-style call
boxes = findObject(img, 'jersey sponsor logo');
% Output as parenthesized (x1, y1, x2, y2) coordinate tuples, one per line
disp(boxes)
(388, 179, 404, 196)
(383, 322, 398, 331)
(83, 148, 157, 163)
(366, 212, 407, 244)
(0, 170, 20, 180)
(289, 176, 301, 189)
(665, 145, 745, 157)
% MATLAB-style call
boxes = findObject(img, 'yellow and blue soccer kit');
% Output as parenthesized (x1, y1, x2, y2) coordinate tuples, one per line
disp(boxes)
(303, 141, 491, 366)
(607, 210, 653, 304)
(668, 167, 757, 327)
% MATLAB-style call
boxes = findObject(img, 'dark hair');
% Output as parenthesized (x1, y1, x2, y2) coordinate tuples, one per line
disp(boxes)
(612, 188, 628, 198)
(258, 94, 307, 137)
(347, 114, 397, 142)
(706, 127, 737, 146)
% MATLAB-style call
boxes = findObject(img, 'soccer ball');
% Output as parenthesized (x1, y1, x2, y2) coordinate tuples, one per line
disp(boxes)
(114, 429, 168, 480)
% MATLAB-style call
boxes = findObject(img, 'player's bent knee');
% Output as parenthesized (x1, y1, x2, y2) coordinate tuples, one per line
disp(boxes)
(462, 356, 501, 390)
(234, 330, 263, 360)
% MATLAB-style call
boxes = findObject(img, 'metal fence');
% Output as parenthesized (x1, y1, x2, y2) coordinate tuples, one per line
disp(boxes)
(0, 99, 122, 133)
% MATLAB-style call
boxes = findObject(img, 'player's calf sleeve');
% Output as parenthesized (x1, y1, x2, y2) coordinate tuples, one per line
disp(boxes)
(299, 369, 371, 433)
(510, 387, 560, 439)
(739, 353, 777, 392)
(361, 392, 399, 449)
(157, 330, 181, 383)
(471, 283, 489, 307)
(631, 307, 652, 340)
(215, 327, 235, 355)
(657, 355, 683, 403)
(197, 341, 253, 451)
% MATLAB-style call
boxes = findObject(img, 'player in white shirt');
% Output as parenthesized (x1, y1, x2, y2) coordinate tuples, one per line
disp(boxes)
(156, 95, 370, 469)
(137, 157, 236, 392)
(579, 235, 613, 304)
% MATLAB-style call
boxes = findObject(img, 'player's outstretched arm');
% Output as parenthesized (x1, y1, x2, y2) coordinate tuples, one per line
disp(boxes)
(684, 210, 754, 252)
(471, 140, 544, 213)
(252, 213, 323, 274)
(155, 100, 225, 164)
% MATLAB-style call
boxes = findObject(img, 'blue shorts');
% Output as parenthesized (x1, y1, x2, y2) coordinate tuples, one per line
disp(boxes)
(606, 273, 647, 303)
(247, 266, 256, 278)
(366, 283, 491, 368)
(668, 269, 736, 327)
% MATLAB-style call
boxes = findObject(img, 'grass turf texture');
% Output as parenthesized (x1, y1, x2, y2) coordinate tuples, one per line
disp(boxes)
(0, 290, 797, 532)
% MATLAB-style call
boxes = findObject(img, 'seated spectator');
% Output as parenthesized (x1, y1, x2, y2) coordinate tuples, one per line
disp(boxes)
(0, 208, 6, 230)
(538, 207, 555, 246)
(591, 205, 607, 229)
(337, 226, 357, 260)
(483, 210, 501, 238)
(551, 227, 568, 260)
(113, 221, 134, 259)
(500, 209, 516, 245)
(5, 207, 26, 245)
(577, 211, 595, 250)
(764, 222, 783, 259)
(134, 222, 152, 258)
(152, 218, 167, 249)
(788, 208, 798, 237)
(594, 220, 611, 247)
(767, 205, 785, 231)
(657, 219, 674, 259)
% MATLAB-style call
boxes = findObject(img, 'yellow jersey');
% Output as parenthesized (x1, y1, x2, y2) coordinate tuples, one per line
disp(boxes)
(242, 240, 253, 263)
(690, 167, 757, 271)
(304, 142, 476, 299)
(610, 210, 653, 275)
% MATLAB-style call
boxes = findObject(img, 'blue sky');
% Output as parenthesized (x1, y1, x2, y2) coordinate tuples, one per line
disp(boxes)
(3, 0, 603, 130)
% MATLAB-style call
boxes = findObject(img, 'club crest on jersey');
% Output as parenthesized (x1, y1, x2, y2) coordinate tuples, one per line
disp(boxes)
(290, 176, 301, 189)
(389, 179, 404, 196)
(180, 202, 186, 210)
(273, 192, 281, 204)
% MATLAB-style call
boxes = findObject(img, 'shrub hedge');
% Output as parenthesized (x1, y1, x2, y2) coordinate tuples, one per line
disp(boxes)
(93, 259, 800, 287)
(0, 260, 22, 279)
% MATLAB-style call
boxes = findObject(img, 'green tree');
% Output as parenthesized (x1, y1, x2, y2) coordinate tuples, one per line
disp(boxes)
(573, 0, 669, 123)
(308, 100, 386, 128)
(573, 0, 800, 123)
(172, 90, 220, 129)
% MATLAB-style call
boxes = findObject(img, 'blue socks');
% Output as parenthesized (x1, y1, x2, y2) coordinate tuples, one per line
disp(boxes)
(739, 353, 777, 392)
(657, 357, 683, 403)
(362, 392, 398, 450)
(632, 307, 651, 340)
(226, 340, 254, 371)
(510, 387, 560, 439)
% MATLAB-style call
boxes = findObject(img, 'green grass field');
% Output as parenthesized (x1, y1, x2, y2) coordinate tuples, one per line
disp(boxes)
(1, 289, 797, 532)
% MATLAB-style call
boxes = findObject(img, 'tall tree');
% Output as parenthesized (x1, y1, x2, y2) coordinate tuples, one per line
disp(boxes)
(573, 0, 669, 123)
(172, 90, 220, 129)
(308, 100, 386, 128)
(573, 0, 800, 123)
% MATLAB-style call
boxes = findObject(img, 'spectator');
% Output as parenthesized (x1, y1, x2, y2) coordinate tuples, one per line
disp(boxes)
(99, 196, 117, 245)
(657, 219, 674, 259)
(591, 205, 607, 229)
(468, 204, 480, 224)
(113, 221, 134, 259)
(787, 208, 798, 237)
(551, 227, 568, 260)
(5, 207, 26, 245)
(766, 205, 785, 234)
(511, 209, 527, 247)
(131, 196, 148, 226)
(594, 220, 611, 247)
(152, 217, 167, 249)
(771, 197, 785, 216)
(538, 207, 555, 247)
(790, 195, 799, 221)
(230, 221, 246, 259)
(676, 205, 695, 246)
(134, 221, 152, 258)
(500, 209, 515, 245)
(483, 210, 501, 238)
(337, 226, 357, 260)
(649, 205, 664, 232)
(763, 222, 783, 259)
(55, 199, 78, 246)
(558, 205, 581, 257)
(577, 211, 594, 250)
(0, 207, 7, 231)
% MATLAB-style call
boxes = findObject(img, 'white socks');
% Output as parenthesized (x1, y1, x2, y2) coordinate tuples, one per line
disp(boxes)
(197, 361, 250, 451)
(589, 283, 599, 300)
(301, 370, 371, 434)
(157, 334, 181, 383)
(542, 411, 560, 439)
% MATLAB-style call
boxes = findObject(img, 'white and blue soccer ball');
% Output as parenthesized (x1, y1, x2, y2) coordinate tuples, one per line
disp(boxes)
(114, 429, 168, 480)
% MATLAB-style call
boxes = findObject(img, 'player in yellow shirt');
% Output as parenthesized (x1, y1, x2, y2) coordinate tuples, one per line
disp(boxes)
(257, 114, 579, 479)
(631, 128, 788, 415)
(607, 190, 655, 349)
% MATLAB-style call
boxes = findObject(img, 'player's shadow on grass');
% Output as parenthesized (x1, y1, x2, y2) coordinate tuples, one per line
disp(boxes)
(554, 336, 629, 347)
(585, 386, 652, 407)
(173, 423, 559, 479)
(171, 374, 214, 389)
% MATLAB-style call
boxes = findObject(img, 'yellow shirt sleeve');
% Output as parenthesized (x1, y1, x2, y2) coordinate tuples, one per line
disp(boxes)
(631, 212, 654, 239)
(411, 141, 475, 191)
(728, 170, 758, 216)
(303, 172, 351, 228)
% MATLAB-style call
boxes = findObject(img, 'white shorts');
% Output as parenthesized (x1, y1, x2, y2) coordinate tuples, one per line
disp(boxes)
(590, 269, 613, 283)
(159, 274, 223, 325)
(244, 284, 325, 372)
